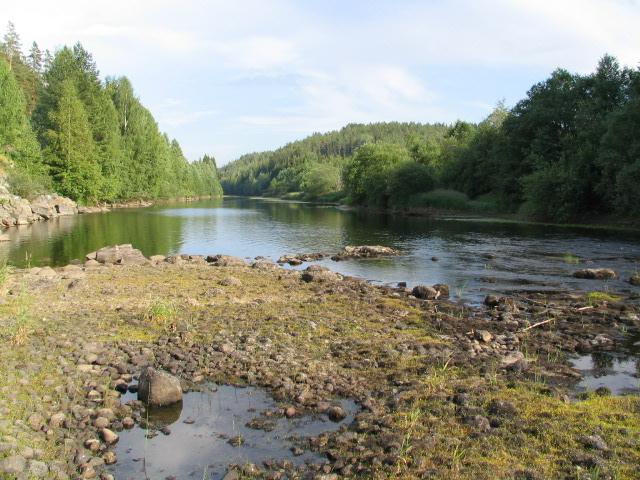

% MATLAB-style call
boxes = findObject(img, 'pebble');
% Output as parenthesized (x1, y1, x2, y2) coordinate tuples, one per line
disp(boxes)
(100, 428, 119, 445)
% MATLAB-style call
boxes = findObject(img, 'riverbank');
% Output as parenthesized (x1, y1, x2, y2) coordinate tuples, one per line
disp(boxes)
(0, 246, 638, 479)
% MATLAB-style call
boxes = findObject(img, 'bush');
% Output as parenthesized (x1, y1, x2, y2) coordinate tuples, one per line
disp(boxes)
(388, 161, 435, 206)
(406, 189, 470, 210)
(6, 167, 51, 200)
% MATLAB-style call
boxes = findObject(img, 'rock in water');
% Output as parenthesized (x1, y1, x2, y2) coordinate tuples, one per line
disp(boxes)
(137, 367, 183, 406)
(629, 273, 640, 286)
(572, 268, 617, 280)
(412, 285, 438, 299)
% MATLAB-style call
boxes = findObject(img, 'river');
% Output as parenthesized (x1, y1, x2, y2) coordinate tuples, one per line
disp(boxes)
(1, 196, 639, 304)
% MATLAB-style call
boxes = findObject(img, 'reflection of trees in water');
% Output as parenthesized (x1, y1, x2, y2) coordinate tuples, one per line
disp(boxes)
(591, 351, 614, 371)
(0, 210, 185, 267)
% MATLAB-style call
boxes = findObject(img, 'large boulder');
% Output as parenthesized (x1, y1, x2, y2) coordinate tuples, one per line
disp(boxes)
(137, 367, 183, 407)
(572, 268, 617, 280)
(31, 194, 78, 219)
(0, 195, 39, 226)
(206, 254, 246, 267)
(88, 244, 148, 265)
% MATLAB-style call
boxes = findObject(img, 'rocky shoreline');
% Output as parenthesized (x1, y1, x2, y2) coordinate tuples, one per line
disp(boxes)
(0, 245, 638, 479)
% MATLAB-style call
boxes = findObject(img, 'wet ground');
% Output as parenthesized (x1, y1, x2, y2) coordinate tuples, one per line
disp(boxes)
(570, 332, 640, 395)
(110, 385, 358, 480)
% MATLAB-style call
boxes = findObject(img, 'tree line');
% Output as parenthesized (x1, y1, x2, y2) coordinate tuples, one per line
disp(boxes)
(221, 55, 640, 221)
(0, 22, 222, 204)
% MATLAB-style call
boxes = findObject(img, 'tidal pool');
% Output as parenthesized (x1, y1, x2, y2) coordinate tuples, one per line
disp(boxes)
(110, 385, 358, 480)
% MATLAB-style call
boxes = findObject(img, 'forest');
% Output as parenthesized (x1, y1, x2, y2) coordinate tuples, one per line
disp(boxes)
(0, 22, 222, 205)
(221, 55, 640, 222)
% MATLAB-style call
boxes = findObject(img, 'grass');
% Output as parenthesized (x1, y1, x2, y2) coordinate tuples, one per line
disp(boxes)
(563, 253, 581, 264)
(0, 260, 12, 287)
(143, 299, 178, 332)
(586, 291, 622, 305)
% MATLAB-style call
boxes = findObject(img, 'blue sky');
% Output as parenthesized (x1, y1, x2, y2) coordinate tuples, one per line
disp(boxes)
(3, 0, 640, 164)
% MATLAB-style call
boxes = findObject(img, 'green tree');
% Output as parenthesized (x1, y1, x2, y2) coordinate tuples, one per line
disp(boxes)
(43, 79, 102, 203)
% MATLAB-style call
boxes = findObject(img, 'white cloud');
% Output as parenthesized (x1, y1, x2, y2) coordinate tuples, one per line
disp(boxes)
(211, 36, 298, 71)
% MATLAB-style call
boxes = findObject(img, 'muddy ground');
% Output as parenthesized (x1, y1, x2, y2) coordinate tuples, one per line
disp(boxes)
(0, 251, 638, 479)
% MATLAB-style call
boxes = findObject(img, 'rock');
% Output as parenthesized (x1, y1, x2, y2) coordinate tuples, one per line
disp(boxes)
(501, 351, 524, 367)
(94, 244, 148, 265)
(484, 295, 501, 307)
(488, 399, 517, 416)
(207, 254, 246, 267)
(149, 255, 166, 263)
(28, 460, 49, 478)
(327, 405, 347, 422)
(582, 434, 608, 451)
(28, 412, 44, 431)
(138, 367, 183, 406)
(219, 276, 241, 287)
(102, 451, 117, 465)
(475, 330, 493, 343)
(284, 406, 297, 418)
(0, 455, 27, 475)
(49, 413, 66, 428)
(93, 417, 110, 428)
(122, 417, 135, 429)
(332, 245, 400, 261)
(572, 268, 617, 280)
(432, 284, 450, 297)
(301, 265, 342, 283)
(629, 273, 640, 286)
(228, 435, 244, 447)
(100, 428, 119, 445)
(412, 285, 438, 300)
(465, 415, 491, 432)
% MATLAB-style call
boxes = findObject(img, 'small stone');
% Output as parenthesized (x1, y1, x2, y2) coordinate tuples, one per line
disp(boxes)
(475, 330, 493, 343)
(327, 406, 347, 422)
(102, 451, 117, 465)
(0, 455, 27, 475)
(484, 295, 500, 307)
(582, 434, 608, 451)
(84, 439, 100, 452)
(28, 412, 44, 431)
(28, 460, 49, 478)
(488, 399, 517, 417)
(93, 417, 110, 428)
(284, 406, 297, 418)
(49, 413, 66, 428)
(100, 428, 119, 445)
(122, 417, 135, 429)
(412, 285, 438, 300)
(228, 435, 244, 447)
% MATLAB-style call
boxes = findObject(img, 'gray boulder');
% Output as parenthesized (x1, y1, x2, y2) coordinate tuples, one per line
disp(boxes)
(138, 367, 183, 406)
(89, 244, 148, 265)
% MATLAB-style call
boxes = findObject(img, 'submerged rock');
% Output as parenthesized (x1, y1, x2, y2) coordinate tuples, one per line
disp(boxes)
(629, 273, 640, 286)
(331, 245, 401, 261)
(138, 367, 183, 407)
(572, 268, 617, 280)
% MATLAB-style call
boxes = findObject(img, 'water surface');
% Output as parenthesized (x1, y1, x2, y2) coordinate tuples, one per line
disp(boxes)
(1, 197, 639, 304)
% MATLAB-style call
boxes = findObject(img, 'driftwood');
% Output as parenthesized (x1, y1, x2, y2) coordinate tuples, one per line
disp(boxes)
(520, 318, 555, 332)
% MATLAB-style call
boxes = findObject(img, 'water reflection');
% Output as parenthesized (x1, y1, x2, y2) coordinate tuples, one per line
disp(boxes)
(0, 197, 639, 304)
(111, 385, 357, 480)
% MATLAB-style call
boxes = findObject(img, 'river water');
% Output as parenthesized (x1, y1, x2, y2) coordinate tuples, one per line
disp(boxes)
(1, 196, 639, 304)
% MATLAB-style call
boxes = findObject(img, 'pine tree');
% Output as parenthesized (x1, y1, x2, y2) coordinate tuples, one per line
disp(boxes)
(1, 21, 22, 69)
(43, 79, 103, 203)
(27, 41, 42, 74)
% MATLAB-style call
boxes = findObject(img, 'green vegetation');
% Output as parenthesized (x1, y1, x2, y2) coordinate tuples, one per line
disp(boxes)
(586, 291, 622, 305)
(0, 22, 222, 204)
(221, 56, 640, 222)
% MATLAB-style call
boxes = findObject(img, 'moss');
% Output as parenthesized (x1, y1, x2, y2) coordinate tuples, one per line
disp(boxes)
(586, 291, 622, 304)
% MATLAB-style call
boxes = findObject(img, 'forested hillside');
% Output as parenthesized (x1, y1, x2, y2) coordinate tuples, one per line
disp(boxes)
(220, 122, 448, 200)
(0, 22, 222, 204)
(221, 55, 640, 222)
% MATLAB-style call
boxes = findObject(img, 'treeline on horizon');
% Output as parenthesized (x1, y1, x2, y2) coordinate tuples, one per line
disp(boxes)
(0, 22, 222, 205)
(221, 55, 640, 221)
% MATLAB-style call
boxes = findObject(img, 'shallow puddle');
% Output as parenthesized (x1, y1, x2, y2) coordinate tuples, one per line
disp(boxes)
(109, 385, 358, 480)
(570, 333, 640, 395)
